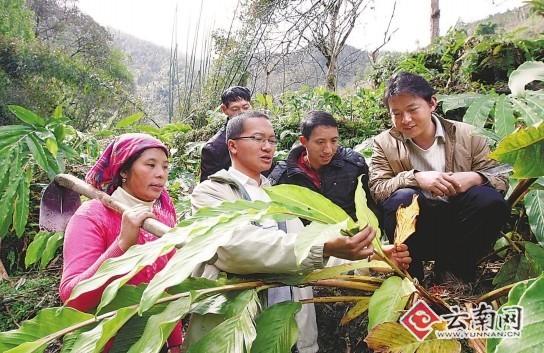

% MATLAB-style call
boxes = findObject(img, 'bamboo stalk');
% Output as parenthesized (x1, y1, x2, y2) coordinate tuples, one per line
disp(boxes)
(477, 282, 520, 303)
(312, 279, 378, 292)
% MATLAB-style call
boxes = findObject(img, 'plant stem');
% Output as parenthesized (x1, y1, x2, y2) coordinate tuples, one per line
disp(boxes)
(477, 281, 524, 303)
(299, 296, 368, 304)
(507, 178, 537, 208)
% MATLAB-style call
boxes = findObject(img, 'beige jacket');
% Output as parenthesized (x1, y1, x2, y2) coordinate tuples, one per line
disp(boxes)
(185, 170, 323, 353)
(369, 116, 509, 203)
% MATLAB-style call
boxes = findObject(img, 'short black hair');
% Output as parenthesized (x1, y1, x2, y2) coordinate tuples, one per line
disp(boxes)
(226, 111, 270, 141)
(383, 72, 435, 107)
(300, 111, 338, 139)
(221, 86, 251, 107)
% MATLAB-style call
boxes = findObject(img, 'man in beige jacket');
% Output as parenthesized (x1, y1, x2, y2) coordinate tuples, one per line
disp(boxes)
(369, 72, 509, 282)
(189, 111, 410, 353)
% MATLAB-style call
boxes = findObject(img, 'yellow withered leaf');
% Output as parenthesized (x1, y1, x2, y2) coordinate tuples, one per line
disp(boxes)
(394, 194, 420, 245)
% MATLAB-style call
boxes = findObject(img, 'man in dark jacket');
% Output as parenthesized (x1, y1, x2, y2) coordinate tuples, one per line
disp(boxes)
(269, 111, 375, 222)
(200, 86, 252, 182)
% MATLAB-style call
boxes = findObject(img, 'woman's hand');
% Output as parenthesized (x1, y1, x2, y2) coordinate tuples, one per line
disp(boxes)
(381, 243, 411, 270)
(118, 205, 156, 251)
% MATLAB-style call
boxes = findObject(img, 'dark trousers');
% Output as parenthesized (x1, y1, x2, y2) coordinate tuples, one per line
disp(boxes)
(380, 186, 509, 280)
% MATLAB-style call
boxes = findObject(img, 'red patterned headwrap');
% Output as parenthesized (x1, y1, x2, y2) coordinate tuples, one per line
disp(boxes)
(85, 133, 176, 226)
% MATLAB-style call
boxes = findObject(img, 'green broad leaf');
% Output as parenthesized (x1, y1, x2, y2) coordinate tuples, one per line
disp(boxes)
(508, 61, 544, 97)
(493, 95, 516, 139)
(60, 331, 83, 353)
(115, 112, 144, 129)
(187, 290, 259, 353)
(109, 302, 170, 353)
(25, 231, 51, 268)
(127, 296, 191, 353)
(70, 306, 139, 353)
(512, 98, 542, 126)
(525, 190, 544, 245)
(294, 221, 347, 266)
(488, 278, 538, 353)
(0, 125, 32, 151)
(368, 276, 416, 330)
(365, 322, 461, 353)
(438, 93, 483, 113)
(489, 122, 544, 178)
(493, 235, 510, 258)
(7, 105, 46, 127)
(45, 137, 59, 157)
(138, 218, 251, 314)
(13, 167, 31, 237)
(492, 254, 539, 288)
(52, 105, 63, 120)
(168, 277, 229, 295)
(463, 96, 496, 128)
(40, 232, 64, 269)
(265, 184, 355, 226)
(68, 233, 178, 311)
(25, 134, 58, 179)
(0, 307, 95, 352)
(0, 151, 22, 234)
(340, 298, 370, 326)
(493, 274, 544, 353)
(354, 176, 384, 257)
(303, 260, 390, 282)
(250, 302, 301, 353)
(524, 242, 544, 272)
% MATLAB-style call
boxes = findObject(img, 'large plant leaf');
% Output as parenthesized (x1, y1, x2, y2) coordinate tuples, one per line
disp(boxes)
(368, 276, 416, 330)
(492, 254, 539, 288)
(12, 166, 31, 237)
(250, 302, 301, 353)
(294, 221, 346, 266)
(489, 122, 544, 178)
(0, 148, 22, 235)
(508, 61, 544, 97)
(303, 259, 390, 282)
(354, 176, 384, 256)
(265, 184, 355, 226)
(115, 112, 144, 129)
(463, 96, 496, 128)
(7, 105, 46, 127)
(493, 95, 516, 139)
(340, 298, 371, 325)
(394, 194, 420, 245)
(40, 232, 64, 269)
(487, 278, 538, 353)
(525, 190, 544, 245)
(0, 307, 95, 352)
(438, 93, 483, 113)
(69, 306, 139, 353)
(25, 231, 51, 268)
(524, 242, 544, 272)
(25, 134, 58, 179)
(365, 322, 461, 353)
(0, 126, 32, 153)
(127, 296, 191, 353)
(187, 290, 259, 353)
(512, 98, 542, 126)
(493, 274, 544, 353)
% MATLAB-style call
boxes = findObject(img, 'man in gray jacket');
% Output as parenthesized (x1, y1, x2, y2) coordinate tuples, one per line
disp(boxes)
(189, 111, 410, 352)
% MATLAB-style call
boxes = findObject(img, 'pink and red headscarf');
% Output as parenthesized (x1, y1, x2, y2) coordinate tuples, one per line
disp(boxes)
(85, 133, 176, 226)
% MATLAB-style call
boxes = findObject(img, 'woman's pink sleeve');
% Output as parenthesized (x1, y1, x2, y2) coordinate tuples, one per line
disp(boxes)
(59, 210, 124, 311)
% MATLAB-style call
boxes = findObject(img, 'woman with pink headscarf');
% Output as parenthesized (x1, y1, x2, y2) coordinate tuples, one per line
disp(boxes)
(60, 133, 182, 352)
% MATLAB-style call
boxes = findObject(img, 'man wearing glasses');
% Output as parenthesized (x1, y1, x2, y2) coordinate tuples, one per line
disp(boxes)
(269, 111, 376, 222)
(188, 111, 410, 352)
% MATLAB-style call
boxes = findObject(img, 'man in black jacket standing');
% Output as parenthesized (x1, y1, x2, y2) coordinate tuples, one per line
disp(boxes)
(269, 111, 376, 221)
(200, 86, 252, 182)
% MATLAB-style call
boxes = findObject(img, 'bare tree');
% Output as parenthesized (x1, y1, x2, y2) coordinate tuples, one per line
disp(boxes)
(430, 0, 440, 41)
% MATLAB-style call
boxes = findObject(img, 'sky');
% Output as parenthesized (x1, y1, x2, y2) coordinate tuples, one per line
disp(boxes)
(77, 0, 525, 53)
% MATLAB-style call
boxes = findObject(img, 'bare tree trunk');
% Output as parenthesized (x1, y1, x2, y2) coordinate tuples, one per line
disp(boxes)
(430, 0, 440, 42)
(325, 55, 337, 91)
(0, 238, 9, 280)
